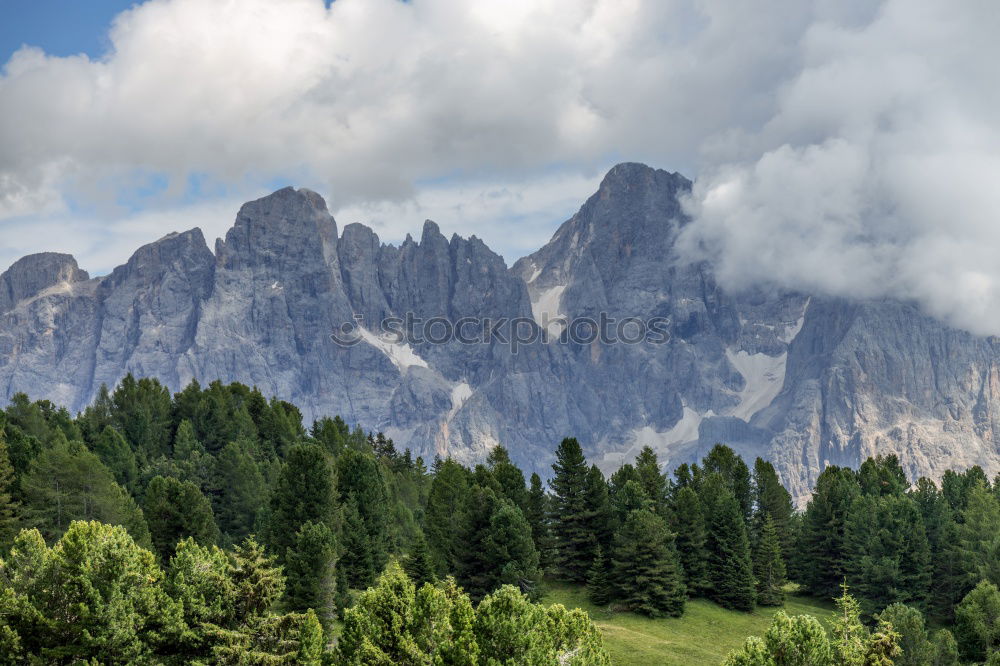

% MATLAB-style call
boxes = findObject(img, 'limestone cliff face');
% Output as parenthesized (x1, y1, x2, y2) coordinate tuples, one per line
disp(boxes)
(2, 165, 999, 501)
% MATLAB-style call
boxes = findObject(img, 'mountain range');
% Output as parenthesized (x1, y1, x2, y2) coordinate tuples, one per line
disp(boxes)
(3, 162, 999, 503)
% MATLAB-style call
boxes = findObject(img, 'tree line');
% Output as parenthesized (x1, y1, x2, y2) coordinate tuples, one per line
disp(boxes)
(2, 375, 1000, 662)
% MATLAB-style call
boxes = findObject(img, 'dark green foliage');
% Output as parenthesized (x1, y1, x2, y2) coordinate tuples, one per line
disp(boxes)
(210, 440, 266, 543)
(752, 457, 793, 558)
(425, 457, 471, 575)
(610, 508, 686, 617)
(670, 484, 709, 595)
(487, 445, 528, 509)
(403, 529, 436, 587)
(269, 443, 336, 558)
(336, 448, 391, 577)
(284, 520, 336, 624)
(800, 465, 861, 599)
(703, 444, 752, 522)
(111, 374, 173, 462)
(20, 437, 151, 546)
(858, 454, 908, 497)
(585, 464, 614, 553)
(143, 475, 217, 561)
(549, 437, 595, 583)
(752, 514, 786, 606)
(844, 493, 931, 614)
(0, 426, 21, 550)
(958, 481, 1000, 588)
(339, 498, 377, 587)
(955, 580, 1000, 662)
(484, 499, 541, 599)
(587, 544, 612, 606)
(311, 415, 349, 455)
(611, 479, 652, 523)
(634, 446, 669, 516)
(92, 425, 138, 490)
(705, 481, 755, 612)
(525, 472, 552, 568)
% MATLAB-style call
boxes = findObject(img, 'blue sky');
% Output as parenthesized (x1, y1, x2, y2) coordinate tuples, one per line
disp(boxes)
(0, 1, 135, 61)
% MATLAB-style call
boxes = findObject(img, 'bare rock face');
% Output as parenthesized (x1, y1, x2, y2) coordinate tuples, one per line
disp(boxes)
(3, 167, 1000, 501)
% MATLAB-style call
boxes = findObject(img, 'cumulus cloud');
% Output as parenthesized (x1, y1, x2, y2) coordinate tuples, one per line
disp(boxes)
(679, 0, 1000, 336)
(1, 0, 999, 334)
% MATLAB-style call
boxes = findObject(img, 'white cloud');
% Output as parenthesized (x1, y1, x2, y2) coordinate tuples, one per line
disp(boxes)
(1, 0, 999, 335)
(678, 0, 1000, 336)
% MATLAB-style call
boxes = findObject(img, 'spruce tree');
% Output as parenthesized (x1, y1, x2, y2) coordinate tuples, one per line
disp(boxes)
(339, 498, 376, 588)
(92, 425, 138, 490)
(485, 500, 541, 599)
(487, 446, 528, 509)
(705, 482, 755, 611)
(0, 426, 21, 549)
(404, 530, 437, 587)
(752, 514, 786, 606)
(269, 443, 337, 559)
(211, 440, 266, 543)
(284, 520, 336, 625)
(425, 458, 470, 576)
(611, 508, 686, 617)
(752, 458, 793, 557)
(670, 485, 709, 595)
(549, 438, 595, 583)
(702, 444, 752, 522)
(800, 465, 861, 598)
(143, 475, 218, 561)
(587, 544, 612, 606)
(524, 472, 551, 569)
(585, 464, 614, 554)
(336, 449, 391, 578)
(634, 446, 668, 516)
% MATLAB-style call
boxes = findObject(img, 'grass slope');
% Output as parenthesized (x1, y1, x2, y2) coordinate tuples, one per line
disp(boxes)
(542, 583, 834, 665)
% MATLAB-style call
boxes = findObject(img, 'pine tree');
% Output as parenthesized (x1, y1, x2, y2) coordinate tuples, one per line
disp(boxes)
(0, 426, 21, 549)
(484, 501, 541, 599)
(752, 514, 786, 606)
(549, 438, 595, 583)
(587, 545, 612, 606)
(424, 458, 470, 576)
(670, 485, 709, 595)
(404, 530, 437, 587)
(705, 482, 755, 611)
(284, 520, 336, 625)
(634, 446, 668, 516)
(92, 425, 138, 490)
(487, 446, 528, 509)
(211, 440, 266, 543)
(339, 498, 376, 588)
(585, 464, 614, 554)
(611, 508, 686, 617)
(702, 444, 752, 523)
(752, 458, 793, 557)
(524, 472, 551, 569)
(336, 449, 391, 578)
(269, 443, 337, 559)
(143, 475, 218, 562)
(800, 465, 861, 598)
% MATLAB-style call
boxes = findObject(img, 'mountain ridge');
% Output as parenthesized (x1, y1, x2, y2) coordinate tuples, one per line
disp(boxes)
(3, 163, 1000, 502)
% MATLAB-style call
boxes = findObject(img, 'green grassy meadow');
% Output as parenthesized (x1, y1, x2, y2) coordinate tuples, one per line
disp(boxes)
(541, 583, 835, 665)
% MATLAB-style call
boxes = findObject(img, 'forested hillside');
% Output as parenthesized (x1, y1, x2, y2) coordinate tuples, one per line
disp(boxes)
(1, 375, 1000, 663)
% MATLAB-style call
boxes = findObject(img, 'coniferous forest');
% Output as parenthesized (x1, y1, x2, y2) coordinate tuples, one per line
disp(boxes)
(1, 376, 999, 663)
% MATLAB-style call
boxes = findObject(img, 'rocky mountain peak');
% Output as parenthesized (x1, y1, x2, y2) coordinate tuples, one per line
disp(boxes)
(0, 252, 89, 313)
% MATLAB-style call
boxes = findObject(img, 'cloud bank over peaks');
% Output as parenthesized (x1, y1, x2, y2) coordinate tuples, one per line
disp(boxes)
(679, 0, 1000, 336)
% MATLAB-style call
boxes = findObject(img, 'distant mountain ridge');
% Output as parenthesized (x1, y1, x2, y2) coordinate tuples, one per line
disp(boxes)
(3, 163, 1000, 502)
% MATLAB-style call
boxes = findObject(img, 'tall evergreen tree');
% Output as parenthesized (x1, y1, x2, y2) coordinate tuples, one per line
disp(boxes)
(487, 446, 528, 509)
(611, 508, 686, 617)
(958, 481, 1000, 587)
(339, 498, 376, 588)
(0, 426, 21, 550)
(336, 448, 391, 577)
(752, 457, 793, 557)
(585, 464, 614, 554)
(702, 444, 752, 522)
(425, 458, 471, 576)
(954, 580, 1000, 662)
(549, 438, 595, 583)
(484, 500, 541, 599)
(210, 440, 266, 543)
(284, 520, 336, 625)
(404, 529, 437, 587)
(705, 482, 755, 611)
(634, 446, 669, 516)
(670, 485, 709, 595)
(143, 475, 218, 561)
(800, 465, 861, 598)
(269, 443, 337, 559)
(524, 472, 551, 569)
(91, 425, 138, 490)
(587, 544, 612, 606)
(752, 514, 786, 606)
(858, 454, 908, 497)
